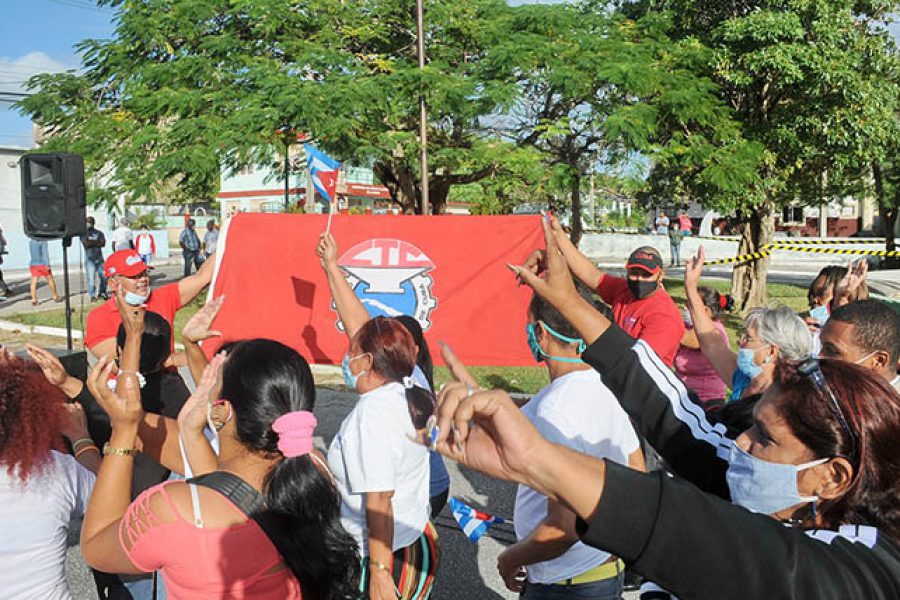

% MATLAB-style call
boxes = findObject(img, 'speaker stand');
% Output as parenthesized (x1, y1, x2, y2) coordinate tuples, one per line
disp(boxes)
(61, 236, 73, 351)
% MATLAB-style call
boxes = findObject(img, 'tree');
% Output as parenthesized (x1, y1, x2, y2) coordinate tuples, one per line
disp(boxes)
(623, 0, 900, 312)
(18, 0, 532, 214)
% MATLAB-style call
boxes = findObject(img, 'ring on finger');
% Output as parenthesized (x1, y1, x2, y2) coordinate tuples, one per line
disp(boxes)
(466, 384, 475, 397)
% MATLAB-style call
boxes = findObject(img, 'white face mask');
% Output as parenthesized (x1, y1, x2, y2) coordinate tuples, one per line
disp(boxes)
(854, 351, 877, 366)
(726, 443, 828, 515)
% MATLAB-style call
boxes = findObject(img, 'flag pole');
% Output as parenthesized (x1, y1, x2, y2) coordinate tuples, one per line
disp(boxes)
(416, 0, 430, 215)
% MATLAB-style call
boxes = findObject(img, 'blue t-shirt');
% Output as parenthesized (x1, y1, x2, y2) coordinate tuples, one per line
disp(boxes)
(411, 365, 451, 496)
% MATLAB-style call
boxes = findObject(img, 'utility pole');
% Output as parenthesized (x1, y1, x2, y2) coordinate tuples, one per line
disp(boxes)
(416, 0, 430, 215)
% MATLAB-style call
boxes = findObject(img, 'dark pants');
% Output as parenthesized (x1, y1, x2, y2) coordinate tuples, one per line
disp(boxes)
(182, 249, 204, 277)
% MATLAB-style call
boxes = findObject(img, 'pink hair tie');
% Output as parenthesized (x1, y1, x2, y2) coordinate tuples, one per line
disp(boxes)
(272, 411, 318, 458)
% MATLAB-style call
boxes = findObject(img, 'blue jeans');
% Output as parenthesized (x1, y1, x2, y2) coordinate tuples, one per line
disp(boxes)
(669, 242, 681, 266)
(140, 254, 153, 265)
(85, 257, 107, 298)
(521, 572, 624, 600)
(182, 249, 204, 277)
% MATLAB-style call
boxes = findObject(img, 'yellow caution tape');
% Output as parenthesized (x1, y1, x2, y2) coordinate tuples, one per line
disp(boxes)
(771, 245, 900, 257)
(769, 239, 886, 245)
(705, 250, 771, 266)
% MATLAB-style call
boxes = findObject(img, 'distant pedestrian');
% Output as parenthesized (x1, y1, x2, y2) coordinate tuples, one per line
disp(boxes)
(678, 210, 692, 236)
(134, 224, 156, 265)
(81, 216, 108, 301)
(112, 219, 133, 252)
(668, 227, 684, 267)
(203, 219, 219, 259)
(0, 220, 10, 297)
(28, 238, 61, 305)
(179, 218, 204, 277)
(654, 211, 669, 235)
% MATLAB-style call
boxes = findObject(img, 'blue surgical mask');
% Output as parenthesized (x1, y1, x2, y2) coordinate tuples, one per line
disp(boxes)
(124, 290, 150, 306)
(809, 305, 830, 326)
(726, 442, 828, 515)
(736, 346, 768, 380)
(341, 353, 368, 388)
(526, 321, 586, 364)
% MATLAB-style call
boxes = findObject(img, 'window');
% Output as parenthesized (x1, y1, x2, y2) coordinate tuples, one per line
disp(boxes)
(782, 206, 804, 224)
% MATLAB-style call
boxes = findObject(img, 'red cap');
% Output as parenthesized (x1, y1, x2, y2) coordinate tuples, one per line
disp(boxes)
(104, 250, 152, 278)
(625, 248, 663, 275)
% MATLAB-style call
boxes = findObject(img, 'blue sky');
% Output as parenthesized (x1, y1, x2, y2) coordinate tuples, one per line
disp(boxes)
(0, 0, 113, 147)
(0, 1, 896, 148)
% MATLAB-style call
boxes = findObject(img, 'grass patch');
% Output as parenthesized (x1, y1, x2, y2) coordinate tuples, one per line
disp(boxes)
(6, 277, 810, 393)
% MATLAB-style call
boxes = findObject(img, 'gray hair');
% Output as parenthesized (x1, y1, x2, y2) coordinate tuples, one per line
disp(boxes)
(745, 306, 812, 361)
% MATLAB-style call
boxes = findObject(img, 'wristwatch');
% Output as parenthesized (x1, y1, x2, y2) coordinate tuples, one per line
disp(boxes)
(102, 443, 137, 457)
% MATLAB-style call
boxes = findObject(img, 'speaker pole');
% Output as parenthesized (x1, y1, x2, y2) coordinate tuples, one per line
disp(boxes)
(62, 237, 73, 351)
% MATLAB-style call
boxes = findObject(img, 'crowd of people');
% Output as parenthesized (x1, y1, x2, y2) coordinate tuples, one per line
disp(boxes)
(1, 213, 900, 600)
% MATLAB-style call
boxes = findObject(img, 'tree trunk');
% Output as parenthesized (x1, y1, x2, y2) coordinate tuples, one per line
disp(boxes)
(730, 203, 775, 315)
(428, 178, 451, 215)
(373, 161, 478, 215)
(569, 170, 583, 247)
(873, 162, 899, 268)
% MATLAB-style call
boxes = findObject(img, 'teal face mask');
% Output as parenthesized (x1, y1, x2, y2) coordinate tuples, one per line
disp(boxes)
(526, 321, 587, 364)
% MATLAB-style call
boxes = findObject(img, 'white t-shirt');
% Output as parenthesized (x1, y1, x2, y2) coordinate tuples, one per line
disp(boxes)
(113, 226, 133, 248)
(328, 382, 430, 554)
(135, 232, 154, 255)
(0, 451, 96, 600)
(515, 368, 640, 584)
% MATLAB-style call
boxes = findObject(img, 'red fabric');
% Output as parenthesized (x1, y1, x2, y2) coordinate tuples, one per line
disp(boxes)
(596, 274, 685, 367)
(29, 265, 50, 278)
(204, 213, 544, 365)
(85, 282, 182, 350)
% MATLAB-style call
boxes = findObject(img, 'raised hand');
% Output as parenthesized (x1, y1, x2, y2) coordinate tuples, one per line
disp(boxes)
(507, 218, 578, 309)
(316, 232, 339, 270)
(26, 344, 68, 386)
(439, 341, 479, 389)
(432, 383, 549, 487)
(60, 401, 91, 442)
(114, 286, 145, 338)
(178, 351, 227, 435)
(684, 245, 706, 292)
(86, 355, 144, 430)
(833, 258, 868, 307)
(182, 296, 225, 344)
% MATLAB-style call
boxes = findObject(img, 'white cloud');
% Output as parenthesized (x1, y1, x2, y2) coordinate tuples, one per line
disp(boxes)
(0, 51, 75, 92)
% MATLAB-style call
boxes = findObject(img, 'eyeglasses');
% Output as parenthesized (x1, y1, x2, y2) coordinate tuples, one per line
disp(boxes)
(739, 333, 765, 346)
(797, 358, 858, 463)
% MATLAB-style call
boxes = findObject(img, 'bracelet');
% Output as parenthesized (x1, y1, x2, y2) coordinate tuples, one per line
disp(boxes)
(74, 445, 99, 459)
(71, 438, 94, 449)
(369, 559, 392, 575)
(102, 442, 137, 457)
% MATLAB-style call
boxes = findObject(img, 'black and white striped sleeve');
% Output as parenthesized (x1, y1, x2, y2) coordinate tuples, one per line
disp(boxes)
(581, 325, 733, 498)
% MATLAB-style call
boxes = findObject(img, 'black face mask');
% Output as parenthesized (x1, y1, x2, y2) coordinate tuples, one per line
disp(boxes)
(628, 278, 658, 300)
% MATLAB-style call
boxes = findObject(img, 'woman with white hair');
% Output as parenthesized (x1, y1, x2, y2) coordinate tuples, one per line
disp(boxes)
(683, 247, 812, 402)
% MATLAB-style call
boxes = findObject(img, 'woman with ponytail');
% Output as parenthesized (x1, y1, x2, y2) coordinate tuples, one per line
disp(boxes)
(78, 297, 360, 599)
(316, 233, 439, 600)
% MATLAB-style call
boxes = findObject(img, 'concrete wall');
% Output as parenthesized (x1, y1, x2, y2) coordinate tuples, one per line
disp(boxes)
(1, 229, 169, 271)
(580, 232, 884, 268)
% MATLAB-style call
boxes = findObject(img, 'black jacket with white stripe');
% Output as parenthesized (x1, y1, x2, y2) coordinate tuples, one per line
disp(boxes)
(573, 325, 900, 600)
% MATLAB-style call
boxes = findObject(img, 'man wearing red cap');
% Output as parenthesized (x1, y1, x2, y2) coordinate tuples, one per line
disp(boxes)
(84, 248, 215, 359)
(540, 220, 684, 367)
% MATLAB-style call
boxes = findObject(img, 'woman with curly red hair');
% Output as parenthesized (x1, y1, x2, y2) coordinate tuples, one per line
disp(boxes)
(0, 347, 98, 600)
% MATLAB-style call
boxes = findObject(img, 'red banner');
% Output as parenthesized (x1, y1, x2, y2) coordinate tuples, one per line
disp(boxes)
(205, 213, 544, 366)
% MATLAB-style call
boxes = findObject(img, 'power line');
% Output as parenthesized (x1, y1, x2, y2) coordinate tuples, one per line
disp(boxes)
(46, 0, 113, 12)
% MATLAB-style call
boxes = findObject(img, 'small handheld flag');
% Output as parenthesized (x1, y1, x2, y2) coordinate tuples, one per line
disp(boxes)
(449, 497, 505, 543)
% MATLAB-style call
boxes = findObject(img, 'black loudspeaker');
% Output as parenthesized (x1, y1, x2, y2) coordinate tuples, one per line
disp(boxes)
(21, 153, 87, 240)
(16, 348, 88, 381)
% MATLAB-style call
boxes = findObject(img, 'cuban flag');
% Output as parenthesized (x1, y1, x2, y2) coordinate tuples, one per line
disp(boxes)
(449, 497, 505, 543)
(305, 143, 341, 202)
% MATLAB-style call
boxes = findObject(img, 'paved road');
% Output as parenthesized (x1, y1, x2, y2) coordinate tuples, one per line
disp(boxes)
(62, 386, 640, 599)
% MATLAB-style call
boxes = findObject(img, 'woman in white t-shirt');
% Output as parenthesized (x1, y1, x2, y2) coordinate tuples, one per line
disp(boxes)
(327, 320, 437, 600)
(0, 350, 99, 600)
(317, 232, 438, 600)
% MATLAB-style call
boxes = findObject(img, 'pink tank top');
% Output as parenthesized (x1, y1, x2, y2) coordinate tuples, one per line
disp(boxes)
(120, 481, 302, 599)
(674, 320, 729, 403)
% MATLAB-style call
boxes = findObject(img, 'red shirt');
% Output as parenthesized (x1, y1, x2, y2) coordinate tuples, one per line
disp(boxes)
(596, 274, 685, 367)
(85, 282, 182, 350)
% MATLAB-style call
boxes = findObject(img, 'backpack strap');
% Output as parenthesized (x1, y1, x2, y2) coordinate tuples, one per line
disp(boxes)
(186, 471, 266, 517)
